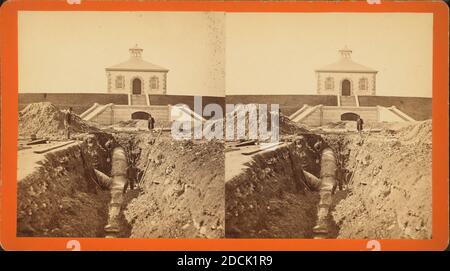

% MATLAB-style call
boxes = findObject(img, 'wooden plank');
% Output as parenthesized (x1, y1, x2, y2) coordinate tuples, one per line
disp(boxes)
(33, 140, 76, 154)
(242, 142, 283, 155)
(235, 140, 256, 147)
(27, 139, 48, 145)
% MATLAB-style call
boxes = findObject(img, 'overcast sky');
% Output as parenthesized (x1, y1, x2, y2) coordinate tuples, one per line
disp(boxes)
(19, 12, 432, 97)
(19, 11, 225, 96)
(226, 12, 432, 97)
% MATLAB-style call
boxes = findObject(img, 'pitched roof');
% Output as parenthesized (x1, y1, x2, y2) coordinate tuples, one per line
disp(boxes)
(106, 57, 169, 72)
(316, 47, 377, 73)
(316, 58, 377, 73)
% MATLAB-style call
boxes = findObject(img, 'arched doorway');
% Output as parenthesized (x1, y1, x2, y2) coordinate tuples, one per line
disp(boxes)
(132, 78, 142, 94)
(341, 79, 351, 96)
(341, 112, 360, 121)
(131, 111, 150, 120)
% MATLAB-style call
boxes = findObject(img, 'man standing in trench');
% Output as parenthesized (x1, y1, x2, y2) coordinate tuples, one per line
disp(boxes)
(356, 116, 364, 135)
(64, 107, 73, 140)
(148, 114, 155, 131)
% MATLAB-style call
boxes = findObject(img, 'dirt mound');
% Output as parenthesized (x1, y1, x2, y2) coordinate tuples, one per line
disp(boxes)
(330, 120, 432, 239)
(279, 113, 310, 135)
(19, 102, 98, 139)
(203, 105, 309, 141)
(114, 120, 139, 128)
(396, 120, 432, 143)
(320, 121, 348, 129)
(123, 133, 224, 238)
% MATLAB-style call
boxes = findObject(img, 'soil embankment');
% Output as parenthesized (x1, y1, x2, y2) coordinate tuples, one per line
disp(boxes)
(225, 120, 432, 239)
(17, 102, 432, 239)
(225, 134, 324, 238)
(17, 103, 225, 238)
(17, 134, 111, 237)
(123, 134, 225, 238)
(330, 121, 432, 239)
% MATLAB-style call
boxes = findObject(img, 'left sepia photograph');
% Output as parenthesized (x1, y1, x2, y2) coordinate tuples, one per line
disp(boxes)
(16, 11, 225, 238)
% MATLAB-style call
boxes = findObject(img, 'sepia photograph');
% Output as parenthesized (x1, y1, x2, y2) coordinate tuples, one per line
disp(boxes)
(224, 12, 433, 239)
(15, 10, 434, 241)
(0, 0, 448, 256)
(17, 11, 225, 238)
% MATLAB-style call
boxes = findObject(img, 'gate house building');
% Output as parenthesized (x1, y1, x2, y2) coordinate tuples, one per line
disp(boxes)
(288, 47, 415, 126)
(79, 45, 204, 126)
(316, 47, 377, 96)
(77, 45, 174, 126)
(106, 45, 169, 99)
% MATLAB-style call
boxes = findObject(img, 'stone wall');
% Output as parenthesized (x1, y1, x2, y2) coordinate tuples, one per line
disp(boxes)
(19, 93, 224, 115)
(358, 96, 432, 121)
(89, 105, 171, 127)
(18, 93, 128, 114)
(19, 93, 431, 122)
(91, 106, 114, 126)
(301, 106, 323, 127)
(295, 106, 379, 127)
(226, 95, 337, 116)
(112, 105, 170, 124)
(149, 95, 225, 110)
(321, 106, 379, 124)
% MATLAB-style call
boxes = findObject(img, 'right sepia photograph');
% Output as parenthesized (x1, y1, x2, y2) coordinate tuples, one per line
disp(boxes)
(224, 12, 433, 240)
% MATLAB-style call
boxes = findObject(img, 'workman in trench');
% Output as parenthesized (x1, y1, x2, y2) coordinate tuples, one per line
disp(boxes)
(64, 107, 73, 140)
(148, 114, 155, 131)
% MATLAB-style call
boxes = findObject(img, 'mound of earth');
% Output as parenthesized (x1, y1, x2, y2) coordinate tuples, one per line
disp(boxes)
(19, 102, 99, 139)
(331, 120, 432, 239)
(123, 133, 225, 238)
(320, 121, 348, 130)
(279, 113, 310, 135)
(115, 120, 139, 128)
(203, 105, 309, 141)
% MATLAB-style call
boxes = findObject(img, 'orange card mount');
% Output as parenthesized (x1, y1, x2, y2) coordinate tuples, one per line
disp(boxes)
(1, 0, 448, 251)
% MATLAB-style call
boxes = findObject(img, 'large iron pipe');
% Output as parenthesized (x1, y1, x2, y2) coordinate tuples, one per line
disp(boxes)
(302, 147, 337, 193)
(319, 147, 337, 192)
(105, 146, 129, 233)
(110, 146, 128, 195)
(314, 147, 338, 235)
(111, 146, 128, 177)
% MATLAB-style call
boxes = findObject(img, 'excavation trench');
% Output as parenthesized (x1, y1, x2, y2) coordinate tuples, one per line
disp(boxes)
(17, 131, 225, 238)
(17, 120, 432, 239)
(225, 120, 432, 240)
(225, 133, 353, 239)
(324, 123, 432, 239)
(17, 132, 115, 237)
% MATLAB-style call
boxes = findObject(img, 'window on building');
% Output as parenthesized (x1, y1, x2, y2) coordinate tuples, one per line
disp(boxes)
(150, 76, 159, 90)
(325, 77, 334, 90)
(115, 75, 124, 89)
(359, 77, 368, 91)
